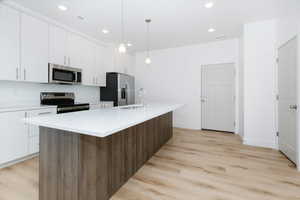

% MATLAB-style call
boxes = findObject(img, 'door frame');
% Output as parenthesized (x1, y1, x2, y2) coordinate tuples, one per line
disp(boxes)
(297, 36, 300, 171)
(200, 62, 238, 134)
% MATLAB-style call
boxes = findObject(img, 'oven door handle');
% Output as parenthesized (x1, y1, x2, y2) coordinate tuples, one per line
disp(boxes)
(57, 105, 90, 113)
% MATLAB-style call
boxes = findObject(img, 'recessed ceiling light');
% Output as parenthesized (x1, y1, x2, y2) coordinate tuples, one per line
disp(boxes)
(204, 2, 214, 8)
(102, 29, 109, 34)
(58, 4, 68, 11)
(208, 28, 216, 33)
(216, 35, 227, 40)
(127, 43, 132, 47)
(77, 16, 85, 20)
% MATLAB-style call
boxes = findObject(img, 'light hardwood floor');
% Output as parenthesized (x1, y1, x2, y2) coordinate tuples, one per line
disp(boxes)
(1, 128, 300, 200)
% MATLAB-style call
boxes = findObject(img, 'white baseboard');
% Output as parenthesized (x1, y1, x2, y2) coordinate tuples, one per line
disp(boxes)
(0, 153, 38, 169)
(243, 138, 277, 149)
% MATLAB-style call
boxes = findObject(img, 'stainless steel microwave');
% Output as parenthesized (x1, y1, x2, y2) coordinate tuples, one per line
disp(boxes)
(48, 63, 82, 84)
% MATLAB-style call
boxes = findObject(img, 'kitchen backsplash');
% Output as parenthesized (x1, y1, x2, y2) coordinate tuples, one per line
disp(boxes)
(0, 81, 100, 106)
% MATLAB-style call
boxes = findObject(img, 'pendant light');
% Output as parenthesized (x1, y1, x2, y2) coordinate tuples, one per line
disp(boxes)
(145, 19, 152, 64)
(118, 0, 126, 53)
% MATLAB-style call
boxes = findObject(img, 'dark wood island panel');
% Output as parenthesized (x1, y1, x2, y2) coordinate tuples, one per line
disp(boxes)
(39, 112, 173, 200)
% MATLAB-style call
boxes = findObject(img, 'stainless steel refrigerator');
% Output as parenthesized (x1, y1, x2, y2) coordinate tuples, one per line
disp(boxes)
(100, 73, 135, 106)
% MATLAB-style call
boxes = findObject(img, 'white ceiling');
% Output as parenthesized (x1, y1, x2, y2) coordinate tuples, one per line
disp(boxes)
(10, 0, 300, 52)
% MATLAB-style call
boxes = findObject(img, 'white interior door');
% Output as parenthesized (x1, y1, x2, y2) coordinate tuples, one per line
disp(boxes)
(201, 63, 235, 132)
(278, 37, 297, 164)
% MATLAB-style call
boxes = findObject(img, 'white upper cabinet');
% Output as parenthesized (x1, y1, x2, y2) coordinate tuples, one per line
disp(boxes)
(95, 45, 106, 86)
(81, 39, 96, 86)
(81, 39, 110, 87)
(0, 5, 117, 86)
(95, 45, 114, 86)
(21, 13, 48, 83)
(49, 25, 68, 66)
(113, 50, 132, 75)
(0, 5, 20, 81)
(49, 27, 88, 69)
(104, 46, 115, 72)
(67, 33, 84, 68)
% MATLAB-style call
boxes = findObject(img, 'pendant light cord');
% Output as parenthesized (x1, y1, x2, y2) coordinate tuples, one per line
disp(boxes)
(146, 19, 151, 57)
(121, 0, 125, 43)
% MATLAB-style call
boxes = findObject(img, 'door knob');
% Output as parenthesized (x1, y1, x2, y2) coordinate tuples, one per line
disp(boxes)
(289, 105, 297, 110)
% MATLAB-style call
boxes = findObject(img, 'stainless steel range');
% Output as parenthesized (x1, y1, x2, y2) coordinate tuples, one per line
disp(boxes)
(40, 92, 89, 114)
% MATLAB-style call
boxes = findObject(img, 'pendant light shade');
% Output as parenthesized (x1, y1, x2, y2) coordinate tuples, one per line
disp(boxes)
(145, 19, 152, 64)
(145, 57, 151, 64)
(119, 0, 126, 53)
(119, 43, 126, 53)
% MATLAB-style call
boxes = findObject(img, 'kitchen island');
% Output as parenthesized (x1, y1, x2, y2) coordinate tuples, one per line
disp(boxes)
(28, 103, 181, 200)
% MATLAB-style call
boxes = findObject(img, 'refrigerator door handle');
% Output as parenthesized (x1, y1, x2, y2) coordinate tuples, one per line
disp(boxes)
(121, 88, 126, 99)
(125, 84, 128, 105)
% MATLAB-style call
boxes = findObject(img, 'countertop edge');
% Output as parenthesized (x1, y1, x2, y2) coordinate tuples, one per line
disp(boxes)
(0, 105, 57, 113)
(29, 104, 182, 137)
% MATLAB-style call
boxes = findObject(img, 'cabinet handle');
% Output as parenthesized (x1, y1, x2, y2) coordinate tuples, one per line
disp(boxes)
(38, 112, 52, 115)
(68, 57, 70, 65)
(16, 68, 19, 80)
(96, 77, 98, 85)
(24, 69, 26, 80)
(64, 56, 66, 65)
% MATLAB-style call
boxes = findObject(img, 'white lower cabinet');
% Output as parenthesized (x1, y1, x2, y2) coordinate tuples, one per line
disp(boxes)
(27, 109, 56, 154)
(0, 108, 56, 166)
(0, 111, 28, 165)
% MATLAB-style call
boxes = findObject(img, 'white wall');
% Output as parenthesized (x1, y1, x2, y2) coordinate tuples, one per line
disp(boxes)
(243, 19, 277, 148)
(0, 81, 100, 106)
(134, 39, 239, 130)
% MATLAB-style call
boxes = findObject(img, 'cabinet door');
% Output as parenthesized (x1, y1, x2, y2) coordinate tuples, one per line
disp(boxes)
(0, 111, 28, 164)
(67, 33, 83, 67)
(27, 108, 56, 154)
(99, 46, 115, 86)
(81, 39, 96, 86)
(21, 13, 48, 83)
(114, 51, 132, 74)
(95, 45, 106, 86)
(49, 25, 68, 66)
(0, 5, 20, 81)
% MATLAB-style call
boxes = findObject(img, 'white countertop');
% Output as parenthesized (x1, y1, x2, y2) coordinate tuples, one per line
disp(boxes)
(0, 104, 57, 113)
(27, 103, 182, 138)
